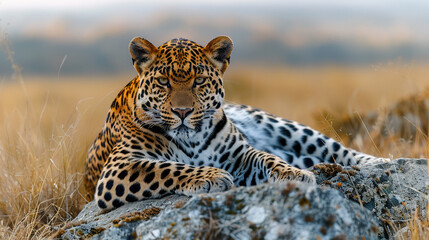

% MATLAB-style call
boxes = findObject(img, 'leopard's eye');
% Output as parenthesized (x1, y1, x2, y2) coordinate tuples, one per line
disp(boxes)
(156, 77, 169, 86)
(194, 77, 207, 86)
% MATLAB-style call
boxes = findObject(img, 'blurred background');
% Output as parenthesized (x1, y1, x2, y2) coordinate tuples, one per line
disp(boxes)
(2, 0, 429, 75)
(1, 0, 429, 146)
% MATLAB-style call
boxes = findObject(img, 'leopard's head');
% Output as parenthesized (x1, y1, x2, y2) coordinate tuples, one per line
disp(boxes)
(129, 36, 233, 138)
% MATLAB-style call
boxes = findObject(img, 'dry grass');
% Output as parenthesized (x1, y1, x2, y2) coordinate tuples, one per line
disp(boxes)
(0, 75, 130, 238)
(0, 64, 428, 239)
(226, 63, 429, 127)
(316, 88, 429, 159)
(407, 206, 429, 240)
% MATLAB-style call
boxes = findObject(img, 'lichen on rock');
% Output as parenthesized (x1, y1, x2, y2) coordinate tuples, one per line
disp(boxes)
(313, 158, 428, 237)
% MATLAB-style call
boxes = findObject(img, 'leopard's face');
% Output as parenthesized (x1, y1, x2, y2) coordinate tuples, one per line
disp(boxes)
(130, 37, 233, 138)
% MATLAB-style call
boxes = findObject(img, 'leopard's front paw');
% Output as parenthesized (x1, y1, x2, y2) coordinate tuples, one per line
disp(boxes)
(293, 169, 316, 184)
(177, 167, 234, 195)
(270, 167, 316, 184)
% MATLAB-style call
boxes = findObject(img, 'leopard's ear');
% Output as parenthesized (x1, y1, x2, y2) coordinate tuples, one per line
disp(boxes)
(129, 37, 158, 76)
(204, 36, 233, 74)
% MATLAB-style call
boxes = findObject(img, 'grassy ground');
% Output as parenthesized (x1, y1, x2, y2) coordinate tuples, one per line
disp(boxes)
(0, 64, 428, 239)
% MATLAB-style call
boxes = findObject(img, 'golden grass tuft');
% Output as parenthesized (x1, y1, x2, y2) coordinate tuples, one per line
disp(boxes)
(316, 87, 429, 159)
(0, 75, 132, 239)
(407, 206, 429, 240)
(0, 88, 85, 238)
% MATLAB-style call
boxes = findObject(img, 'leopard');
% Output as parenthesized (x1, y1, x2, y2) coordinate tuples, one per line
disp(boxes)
(84, 36, 389, 210)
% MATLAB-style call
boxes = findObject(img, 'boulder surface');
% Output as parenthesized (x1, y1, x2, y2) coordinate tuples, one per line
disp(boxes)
(56, 158, 428, 239)
(314, 158, 428, 237)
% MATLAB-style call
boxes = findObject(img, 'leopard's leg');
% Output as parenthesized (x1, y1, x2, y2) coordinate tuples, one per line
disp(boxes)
(225, 104, 390, 167)
(95, 155, 233, 210)
(226, 146, 316, 186)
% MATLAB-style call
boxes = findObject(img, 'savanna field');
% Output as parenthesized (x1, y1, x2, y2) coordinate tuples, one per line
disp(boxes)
(0, 64, 428, 239)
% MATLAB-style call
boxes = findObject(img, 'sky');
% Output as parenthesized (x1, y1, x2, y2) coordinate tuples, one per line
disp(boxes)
(0, 0, 422, 11)
(0, 0, 270, 10)
(0, 0, 122, 10)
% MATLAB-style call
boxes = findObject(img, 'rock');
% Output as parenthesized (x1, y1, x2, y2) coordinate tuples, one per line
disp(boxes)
(57, 183, 378, 240)
(56, 195, 190, 239)
(135, 183, 377, 240)
(57, 158, 427, 239)
(313, 158, 428, 238)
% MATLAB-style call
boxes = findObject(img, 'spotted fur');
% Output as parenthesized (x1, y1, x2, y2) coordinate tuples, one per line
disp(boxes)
(84, 36, 388, 210)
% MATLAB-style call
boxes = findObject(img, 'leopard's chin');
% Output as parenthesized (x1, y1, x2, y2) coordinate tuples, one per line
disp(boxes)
(176, 124, 190, 132)
(168, 124, 197, 140)
(169, 120, 197, 131)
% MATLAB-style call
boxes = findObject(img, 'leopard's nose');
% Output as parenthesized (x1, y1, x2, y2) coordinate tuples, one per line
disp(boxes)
(171, 107, 194, 120)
